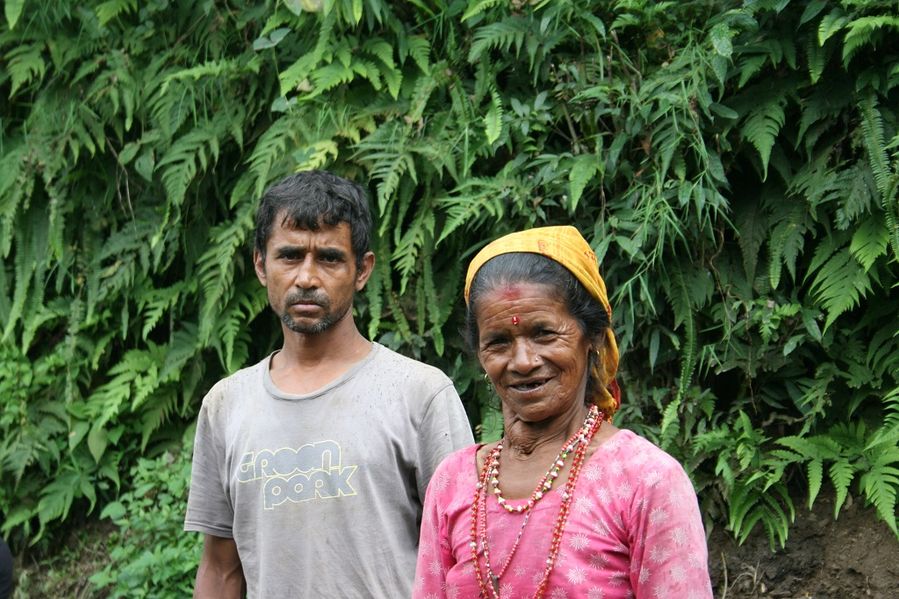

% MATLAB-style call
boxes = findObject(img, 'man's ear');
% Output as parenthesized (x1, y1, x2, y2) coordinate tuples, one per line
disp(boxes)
(253, 249, 267, 287)
(354, 251, 375, 291)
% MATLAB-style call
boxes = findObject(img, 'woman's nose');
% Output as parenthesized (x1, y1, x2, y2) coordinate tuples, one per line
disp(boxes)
(509, 339, 541, 373)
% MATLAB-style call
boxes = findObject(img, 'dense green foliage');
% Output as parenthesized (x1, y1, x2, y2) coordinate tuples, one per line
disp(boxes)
(1, 0, 897, 580)
(88, 428, 201, 597)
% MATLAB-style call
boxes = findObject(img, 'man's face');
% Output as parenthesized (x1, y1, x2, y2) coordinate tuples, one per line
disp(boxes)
(254, 215, 374, 335)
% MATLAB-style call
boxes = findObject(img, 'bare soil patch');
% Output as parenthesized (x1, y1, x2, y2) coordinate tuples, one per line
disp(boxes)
(708, 491, 899, 598)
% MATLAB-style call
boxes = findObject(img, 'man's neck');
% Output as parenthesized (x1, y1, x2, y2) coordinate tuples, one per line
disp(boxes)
(269, 317, 372, 395)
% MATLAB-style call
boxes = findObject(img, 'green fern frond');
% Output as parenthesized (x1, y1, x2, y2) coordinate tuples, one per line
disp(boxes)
(393, 209, 435, 293)
(768, 202, 809, 289)
(818, 9, 849, 46)
(849, 215, 889, 271)
(741, 95, 786, 179)
(278, 11, 335, 95)
(734, 197, 768, 282)
(196, 201, 255, 345)
(859, 96, 899, 258)
(776, 435, 841, 461)
(95, 0, 137, 26)
(355, 125, 416, 218)
(859, 95, 893, 200)
(461, 0, 504, 22)
(404, 35, 431, 73)
(435, 177, 511, 244)
(859, 457, 899, 536)
(484, 85, 503, 145)
(242, 116, 301, 200)
(160, 57, 261, 95)
(468, 16, 529, 63)
(568, 154, 601, 213)
(841, 16, 899, 65)
(6, 44, 48, 96)
(807, 458, 824, 509)
(829, 458, 857, 516)
(807, 242, 873, 330)
(157, 117, 226, 209)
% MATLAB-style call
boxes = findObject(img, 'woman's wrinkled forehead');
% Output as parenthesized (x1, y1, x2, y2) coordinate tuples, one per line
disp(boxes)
(473, 278, 562, 316)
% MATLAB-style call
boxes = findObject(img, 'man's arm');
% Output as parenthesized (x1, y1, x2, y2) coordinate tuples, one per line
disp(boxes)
(194, 534, 245, 599)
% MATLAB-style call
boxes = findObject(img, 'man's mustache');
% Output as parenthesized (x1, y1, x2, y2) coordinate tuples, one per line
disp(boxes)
(285, 290, 328, 306)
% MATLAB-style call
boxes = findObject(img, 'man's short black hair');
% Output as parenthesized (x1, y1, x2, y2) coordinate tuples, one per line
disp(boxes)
(254, 170, 373, 268)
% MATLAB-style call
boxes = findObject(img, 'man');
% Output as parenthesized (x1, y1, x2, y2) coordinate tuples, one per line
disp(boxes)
(184, 171, 473, 598)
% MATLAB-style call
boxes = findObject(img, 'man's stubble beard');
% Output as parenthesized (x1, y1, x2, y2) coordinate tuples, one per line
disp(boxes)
(278, 296, 353, 335)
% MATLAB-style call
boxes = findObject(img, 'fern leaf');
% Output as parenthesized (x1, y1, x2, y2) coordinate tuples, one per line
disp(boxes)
(859, 95, 893, 200)
(568, 154, 600, 213)
(95, 0, 137, 26)
(484, 85, 503, 145)
(829, 458, 856, 517)
(462, 0, 504, 22)
(859, 457, 899, 536)
(818, 9, 849, 46)
(768, 203, 809, 289)
(842, 17, 899, 65)
(742, 96, 786, 179)
(734, 197, 768, 282)
(808, 246, 874, 330)
(849, 215, 889, 271)
(807, 458, 824, 509)
(405, 35, 430, 74)
(6, 44, 47, 96)
(468, 16, 529, 63)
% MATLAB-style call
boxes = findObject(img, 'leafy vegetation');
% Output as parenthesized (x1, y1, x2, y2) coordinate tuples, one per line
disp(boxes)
(88, 428, 201, 597)
(1, 0, 897, 589)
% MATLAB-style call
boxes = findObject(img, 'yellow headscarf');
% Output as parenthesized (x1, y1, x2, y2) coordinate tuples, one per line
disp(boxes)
(464, 225, 621, 414)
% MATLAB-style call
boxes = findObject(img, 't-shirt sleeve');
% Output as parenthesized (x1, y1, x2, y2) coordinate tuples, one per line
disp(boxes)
(626, 455, 713, 598)
(184, 396, 234, 537)
(415, 383, 474, 500)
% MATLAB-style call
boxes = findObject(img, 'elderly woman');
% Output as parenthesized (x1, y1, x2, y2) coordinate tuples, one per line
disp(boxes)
(414, 226, 713, 598)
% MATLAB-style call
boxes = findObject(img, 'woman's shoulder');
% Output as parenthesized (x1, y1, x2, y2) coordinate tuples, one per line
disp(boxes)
(431, 443, 480, 480)
(426, 443, 481, 502)
(600, 429, 690, 477)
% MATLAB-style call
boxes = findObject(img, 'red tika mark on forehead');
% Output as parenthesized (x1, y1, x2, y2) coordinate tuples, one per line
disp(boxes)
(496, 284, 523, 300)
(511, 315, 520, 325)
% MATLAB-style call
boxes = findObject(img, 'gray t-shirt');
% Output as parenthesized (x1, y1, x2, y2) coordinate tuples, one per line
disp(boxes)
(184, 343, 473, 598)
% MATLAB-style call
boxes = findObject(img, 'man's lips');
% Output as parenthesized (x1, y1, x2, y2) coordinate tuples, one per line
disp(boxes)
(288, 301, 323, 312)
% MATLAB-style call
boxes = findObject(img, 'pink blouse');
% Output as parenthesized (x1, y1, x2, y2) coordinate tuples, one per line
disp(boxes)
(414, 430, 713, 599)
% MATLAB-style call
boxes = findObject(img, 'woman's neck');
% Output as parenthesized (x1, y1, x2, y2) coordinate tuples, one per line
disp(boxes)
(503, 403, 589, 458)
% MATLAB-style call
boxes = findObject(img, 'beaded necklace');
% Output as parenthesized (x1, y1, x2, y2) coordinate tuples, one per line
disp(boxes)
(469, 405, 604, 599)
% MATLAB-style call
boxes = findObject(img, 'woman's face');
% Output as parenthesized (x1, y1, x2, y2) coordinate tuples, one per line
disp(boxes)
(476, 281, 592, 425)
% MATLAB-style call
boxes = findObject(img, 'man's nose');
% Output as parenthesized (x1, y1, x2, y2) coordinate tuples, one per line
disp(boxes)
(294, 256, 319, 288)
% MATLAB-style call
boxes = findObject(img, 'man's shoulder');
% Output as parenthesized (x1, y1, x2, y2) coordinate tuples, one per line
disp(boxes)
(202, 355, 269, 407)
(368, 343, 453, 387)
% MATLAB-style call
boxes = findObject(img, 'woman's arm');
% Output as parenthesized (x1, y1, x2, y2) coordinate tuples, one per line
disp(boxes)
(627, 456, 714, 598)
